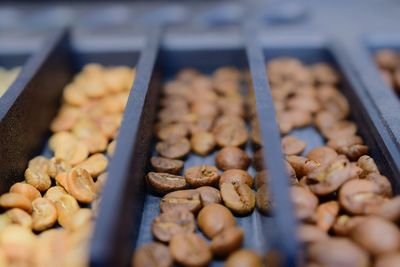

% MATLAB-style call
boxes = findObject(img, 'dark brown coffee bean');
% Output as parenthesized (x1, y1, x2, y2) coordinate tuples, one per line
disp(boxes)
(308, 238, 368, 267)
(190, 132, 216, 156)
(196, 186, 221, 206)
(213, 123, 248, 147)
(150, 157, 184, 175)
(316, 201, 339, 232)
(365, 173, 392, 198)
(152, 209, 195, 242)
(286, 155, 320, 178)
(357, 155, 379, 178)
(281, 135, 306, 155)
(256, 184, 272, 214)
(220, 183, 255, 215)
(156, 138, 190, 159)
(253, 148, 265, 171)
(210, 226, 243, 257)
(156, 123, 188, 141)
(297, 224, 328, 245)
(332, 215, 366, 236)
(339, 179, 385, 215)
(351, 216, 400, 256)
(306, 146, 337, 166)
(197, 203, 236, 239)
(291, 186, 318, 222)
(132, 242, 172, 267)
(184, 165, 220, 187)
(170, 233, 212, 267)
(215, 147, 250, 171)
(219, 169, 253, 188)
(160, 190, 201, 214)
(375, 253, 400, 267)
(225, 249, 262, 267)
(147, 172, 186, 194)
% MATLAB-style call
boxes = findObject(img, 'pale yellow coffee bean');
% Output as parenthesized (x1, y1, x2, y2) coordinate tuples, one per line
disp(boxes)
(28, 156, 50, 173)
(76, 153, 108, 177)
(54, 140, 89, 166)
(10, 182, 41, 201)
(0, 225, 36, 264)
(63, 84, 88, 106)
(25, 167, 51, 192)
(6, 208, 32, 228)
(54, 194, 80, 228)
(0, 193, 32, 213)
(65, 208, 92, 232)
(0, 214, 12, 232)
(107, 140, 116, 157)
(34, 228, 68, 267)
(65, 168, 96, 203)
(32, 198, 58, 232)
(44, 186, 68, 203)
(49, 131, 76, 151)
(48, 157, 71, 178)
(55, 172, 69, 191)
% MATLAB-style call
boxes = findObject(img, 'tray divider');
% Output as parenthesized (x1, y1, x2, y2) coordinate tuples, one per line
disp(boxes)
(89, 25, 162, 267)
(242, 24, 300, 267)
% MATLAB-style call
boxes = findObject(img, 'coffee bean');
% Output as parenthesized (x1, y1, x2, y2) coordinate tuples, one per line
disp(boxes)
(196, 186, 221, 206)
(365, 173, 392, 198)
(375, 253, 400, 267)
(152, 209, 195, 242)
(169, 233, 212, 267)
(190, 132, 216, 156)
(160, 190, 201, 214)
(256, 184, 272, 214)
(332, 215, 366, 236)
(291, 186, 318, 222)
(210, 226, 244, 257)
(297, 224, 328, 245)
(220, 183, 255, 215)
(184, 165, 220, 187)
(286, 155, 320, 178)
(219, 169, 253, 188)
(147, 172, 186, 194)
(316, 201, 339, 232)
(213, 122, 248, 147)
(225, 249, 262, 267)
(150, 157, 184, 175)
(369, 196, 400, 222)
(306, 146, 337, 166)
(357, 155, 379, 178)
(156, 138, 190, 159)
(197, 203, 236, 239)
(132, 242, 172, 267)
(215, 147, 250, 171)
(281, 135, 306, 155)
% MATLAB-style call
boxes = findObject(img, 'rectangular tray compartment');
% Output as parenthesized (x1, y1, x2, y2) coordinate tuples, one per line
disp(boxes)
(261, 37, 400, 198)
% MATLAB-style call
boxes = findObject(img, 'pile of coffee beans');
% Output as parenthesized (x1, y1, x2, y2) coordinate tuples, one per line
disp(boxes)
(0, 67, 20, 97)
(132, 67, 265, 267)
(267, 57, 400, 267)
(0, 63, 135, 267)
(375, 49, 400, 95)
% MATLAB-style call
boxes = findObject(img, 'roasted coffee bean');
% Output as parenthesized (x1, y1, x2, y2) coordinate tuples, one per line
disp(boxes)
(190, 131, 216, 156)
(184, 165, 220, 187)
(225, 249, 262, 267)
(307, 237, 368, 267)
(369, 196, 400, 222)
(210, 226, 244, 257)
(220, 183, 255, 215)
(351, 216, 400, 256)
(365, 173, 392, 198)
(156, 138, 190, 159)
(332, 215, 366, 236)
(316, 201, 339, 232)
(213, 123, 248, 147)
(322, 120, 357, 140)
(196, 186, 221, 206)
(286, 155, 320, 178)
(255, 161, 298, 189)
(169, 233, 212, 267)
(297, 224, 328, 245)
(357, 155, 379, 178)
(339, 179, 385, 215)
(215, 147, 250, 171)
(252, 148, 265, 171)
(219, 169, 253, 188)
(375, 253, 400, 267)
(132, 242, 172, 267)
(291, 186, 318, 222)
(150, 157, 184, 175)
(197, 203, 236, 239)
(157, 123, 189, 141)
(326, 135, 363, 151)
(256, 184, 272, 214)
(152, 209, 195, 242)
(147, 172, 186, 194)
(281, 135, 306, 155)
(375, 49, 399, 70)
(10, 182, 41, 201)
(160, 190, 201, 214)
(306, 146, 337, 166)
(336, 144, 369, 161)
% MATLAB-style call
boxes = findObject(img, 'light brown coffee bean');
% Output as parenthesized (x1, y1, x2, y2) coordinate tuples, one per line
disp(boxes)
(76, 153, 108, 177)
(375, 49, 399, 70)
(369, 196, 400, 222)
(316, 201, 339, 232)
(357, 155, 379, 178)
(157, 123, 189, 141)
(326, 135, 363, 151)
(54, 139, 89, 165)
(282, 135, 306, 155)
(132, 242, 172, 267)
(25, 167, 51, 192)
(312, 63, 340, 85)
(322, 120, 357, 140)
(54, 194, 79, 228)
(375, 253, 400, 267)
(291, 186, 318, 222)
(286, 155, 320, 178)
(28, 156, 50, 173)
(351, 216, 400, 256)
(147, 172, 186, 194)
(152, 209, 195, 242)
(156, 138, 190, 159)
(160, 190, 201, 214)
(32, 198, 57, 231)
(0, 193, 32, 213)
(170, 233, 212, 267)
(65, 208, 92, 232)
(336, 144, 369, 161)
(184, 165, 220, 187)
(297, 224, 328, 245)
(256, 184, 272, 214)
(308, 237, 368, 267)
(225, 249, 262, 267)
(365, 173, 392, 198)
(306, 146, 337, 166)
(339, 179, 385, 215)
(107, 140, 116, 157)
(197, 203, 236, 239)
(10, 182, 41, 201)
(220, 183, 255, 215)
(44, 186, 68, 203)
(190, 132, 216, 156)
(219, 169, 253, 188)
(196, 186, 221, 206)
(6, 208, 32, 228)
(150, 157, 183, 175)
(211, 226, 243, 257)
(332, 215, 366, 236)
(213, 123, 248, 147)
(215, 147, 250, 171)
(47, 157, 71, 178)
(66, 168, 96, 203)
